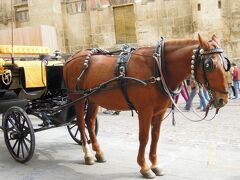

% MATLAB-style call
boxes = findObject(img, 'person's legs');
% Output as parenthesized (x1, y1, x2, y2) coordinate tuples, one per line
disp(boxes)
(198, 88, 207, 110)
(238, 80, 240, 94)
(203, 89, 210, 101)
(181, 86, 189, 102)
(198, 99, 203, 109)
(232, 85, 236, 97)
(185, 89, 196, 110)
(227, 83, 232, 98)
(233, 81, 239, 99)
(175, 95, 179, 103)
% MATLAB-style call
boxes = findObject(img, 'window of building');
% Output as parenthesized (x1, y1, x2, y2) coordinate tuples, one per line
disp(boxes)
(15, 10, 29, 22)
(110, 0, 134, 6)
(218, 1, 221, 9)
(197, 3, 201, 11)
(66, 3, 73, 13)
(113, 4, 137, 44)
(66, 0, 87, 14)
(14, 0, 28, 5)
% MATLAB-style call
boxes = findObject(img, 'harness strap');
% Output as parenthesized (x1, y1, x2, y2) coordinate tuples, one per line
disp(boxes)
(153, 51, 219, 122)
(153, 38, 220, 123)
(154, 37, 182, 96)
(115, 45, 137, 112)
(52, 75, 125, 114)
(75, 48, 113, 91)
(55, 75, 147, 115)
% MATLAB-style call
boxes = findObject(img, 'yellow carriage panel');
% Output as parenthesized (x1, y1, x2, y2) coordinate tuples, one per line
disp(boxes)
(0, 45, 50, 55)
(13, 60, 62, 88)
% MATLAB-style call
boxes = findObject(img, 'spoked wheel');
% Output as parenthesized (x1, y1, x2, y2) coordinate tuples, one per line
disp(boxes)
(2, 106, 35, 163)
(67, 117, 99, 145)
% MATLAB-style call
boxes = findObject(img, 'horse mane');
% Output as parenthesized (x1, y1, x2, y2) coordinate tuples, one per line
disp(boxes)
(133, 39, 199, 58)
(166, 39, 199, 48)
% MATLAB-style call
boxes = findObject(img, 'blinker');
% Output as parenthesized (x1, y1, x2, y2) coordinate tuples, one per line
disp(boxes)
(223, 56, 231, 72)
(203, 57, 214, 72)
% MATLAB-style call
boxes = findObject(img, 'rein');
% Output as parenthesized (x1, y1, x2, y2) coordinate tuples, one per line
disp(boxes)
(153, 37, 222, 122)
(62, 38, 226, 122)
(50, 75, 148, 115)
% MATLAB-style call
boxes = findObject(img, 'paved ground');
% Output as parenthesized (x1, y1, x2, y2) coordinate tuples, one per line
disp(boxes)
(0, 97, 240, 180)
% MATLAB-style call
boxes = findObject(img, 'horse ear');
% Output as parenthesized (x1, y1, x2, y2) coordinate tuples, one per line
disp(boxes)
(198, 33, 209, 50)
(212, 34, 221, 45)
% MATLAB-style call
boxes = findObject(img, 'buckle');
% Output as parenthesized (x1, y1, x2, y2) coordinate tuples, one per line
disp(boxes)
(119, 66, 125, 76)
(150, 76, 160, 83)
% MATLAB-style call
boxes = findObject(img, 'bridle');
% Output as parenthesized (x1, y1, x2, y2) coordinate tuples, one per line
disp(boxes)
(153, 37, 230, 121)
(191, 43, 230, 103)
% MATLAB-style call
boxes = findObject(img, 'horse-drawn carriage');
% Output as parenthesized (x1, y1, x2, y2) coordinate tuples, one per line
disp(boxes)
(0, 45, 98, 163)
(0, 34, 232, 179)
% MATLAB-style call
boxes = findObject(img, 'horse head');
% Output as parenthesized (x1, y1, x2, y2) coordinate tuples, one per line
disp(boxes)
(195, 34, 230, 109)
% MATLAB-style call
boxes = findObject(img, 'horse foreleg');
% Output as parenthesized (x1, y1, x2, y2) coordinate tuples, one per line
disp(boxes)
(74, 102, 95, 165)
(85, 103, 106, 163)
(137, 109, 156, 179)
(149, 114, 164, 176)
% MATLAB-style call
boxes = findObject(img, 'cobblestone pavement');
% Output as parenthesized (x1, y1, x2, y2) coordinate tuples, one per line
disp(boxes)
(0, 98, 240, 180)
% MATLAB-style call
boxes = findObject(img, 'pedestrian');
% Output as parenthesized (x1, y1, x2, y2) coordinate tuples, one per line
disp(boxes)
(174, 82, 189, 104)
(197, 85, 208, 110)
(232, 63, 239, 99)
(225, 69, 233, 99)
(185, 79, 207, 111)
(203, 86, 210, 101)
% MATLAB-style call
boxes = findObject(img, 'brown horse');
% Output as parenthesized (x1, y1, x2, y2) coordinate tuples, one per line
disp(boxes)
(63, 34, 229, 179)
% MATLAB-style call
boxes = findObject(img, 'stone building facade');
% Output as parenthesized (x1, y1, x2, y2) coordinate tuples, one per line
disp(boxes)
(0, 0, 239, 59)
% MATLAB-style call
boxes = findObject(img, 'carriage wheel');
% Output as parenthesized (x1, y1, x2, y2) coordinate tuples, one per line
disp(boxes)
(2, 106, 35, 163)
(67, 117, 99, 145)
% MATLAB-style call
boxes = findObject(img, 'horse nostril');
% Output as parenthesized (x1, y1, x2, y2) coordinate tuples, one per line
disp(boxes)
(218, 98, 224, 106)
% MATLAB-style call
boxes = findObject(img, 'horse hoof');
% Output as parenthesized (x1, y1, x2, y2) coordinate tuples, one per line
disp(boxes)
(84, 156, 95, 165)
(140, 169, 156, 179)
(151, 167, 164, 176)
(95, 154, 106, 163)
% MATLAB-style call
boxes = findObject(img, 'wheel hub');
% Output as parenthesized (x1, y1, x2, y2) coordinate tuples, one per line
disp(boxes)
(10, 131, 22, 139)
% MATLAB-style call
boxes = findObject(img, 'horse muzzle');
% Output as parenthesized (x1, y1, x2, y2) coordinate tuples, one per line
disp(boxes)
(213, 98, 227, 108)
(212, 94, 228, 108)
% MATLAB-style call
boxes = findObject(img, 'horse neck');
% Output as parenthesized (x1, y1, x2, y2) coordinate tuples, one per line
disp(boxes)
(164, 40, 199, 90)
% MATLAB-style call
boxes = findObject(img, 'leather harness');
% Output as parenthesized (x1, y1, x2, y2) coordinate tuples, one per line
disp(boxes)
(115, 45, 136, 112)
(55, 38, 230, 123)
(73, 42, 181, 113)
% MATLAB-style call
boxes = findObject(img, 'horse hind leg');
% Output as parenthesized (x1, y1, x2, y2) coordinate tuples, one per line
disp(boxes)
(149, 114, 164, 176)
(74, 101, 95, 165)
(85, 102, 106, 163)
(137, 109, 156, 179)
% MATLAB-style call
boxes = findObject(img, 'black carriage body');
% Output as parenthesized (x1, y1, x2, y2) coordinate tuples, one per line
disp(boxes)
(0, 50, 98, 163)
(0, 65, 28, 113)
(25, 64, 76, 126)
(46, 65, 66, 93)
(0, 62, 75, 125)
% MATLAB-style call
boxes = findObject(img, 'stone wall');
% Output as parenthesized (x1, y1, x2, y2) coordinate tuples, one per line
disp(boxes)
(227, 0, 240, 59)
(27, 0, 64, 52)
(89, 6, 116, 48)
(0, 0, 240, 60)
(135, 0, 192, 46)
(62, 4, 92, 52)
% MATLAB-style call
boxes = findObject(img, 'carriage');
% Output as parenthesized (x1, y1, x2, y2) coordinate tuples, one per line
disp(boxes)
(0, 45, 98, 163)
(0, 34, 231, 179)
